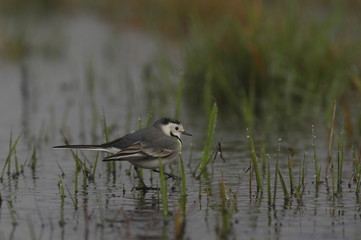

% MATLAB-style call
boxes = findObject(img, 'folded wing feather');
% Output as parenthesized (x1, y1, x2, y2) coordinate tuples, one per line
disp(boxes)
(102, 141, 174, 161)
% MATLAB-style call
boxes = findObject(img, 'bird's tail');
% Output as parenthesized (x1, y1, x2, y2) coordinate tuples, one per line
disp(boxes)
(53, 144, 111, 152)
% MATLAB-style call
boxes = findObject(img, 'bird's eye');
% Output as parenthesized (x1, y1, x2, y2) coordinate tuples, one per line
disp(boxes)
(175, 127, 179, 130)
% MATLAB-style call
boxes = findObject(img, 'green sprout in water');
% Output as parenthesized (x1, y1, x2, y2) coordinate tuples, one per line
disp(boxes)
(247, 129, 262, 193)
(312, 126, 321, 194)
(1, 131, 22, 181)
(198, 102, 218, 177)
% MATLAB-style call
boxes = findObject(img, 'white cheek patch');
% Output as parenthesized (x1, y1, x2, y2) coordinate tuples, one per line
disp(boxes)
(161, 125, 171, 136)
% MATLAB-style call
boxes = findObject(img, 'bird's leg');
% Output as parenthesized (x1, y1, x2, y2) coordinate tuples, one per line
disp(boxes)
(152, 169, 181, 181)
(133, 167, 159, 191)
(134, 167, 147, 187)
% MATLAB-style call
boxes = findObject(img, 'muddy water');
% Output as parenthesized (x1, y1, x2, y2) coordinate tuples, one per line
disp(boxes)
(0, 14, 361, 240)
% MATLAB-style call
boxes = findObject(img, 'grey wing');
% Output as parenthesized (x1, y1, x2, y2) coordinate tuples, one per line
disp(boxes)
(100, 128, 147, 149)
(102, 141, 175, 161)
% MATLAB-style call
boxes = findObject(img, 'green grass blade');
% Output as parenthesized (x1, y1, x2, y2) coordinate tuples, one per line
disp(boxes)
(278, 169, 290, 201)
(267, 154, 271, 206)
(199, 102, 218, 176)
(248, 129, 262, 192)
(1, 132, 22, 181)
(7, 130, 13, 174)
(331, 150, 335, 195)
(337, 125, 345, 192)
(288, 150, 295, 194)
(312, 126, 321, 193)
(273, 140, 281, 207)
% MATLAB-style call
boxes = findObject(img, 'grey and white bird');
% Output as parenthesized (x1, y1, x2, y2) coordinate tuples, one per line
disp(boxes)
(53, 117, 192, 172)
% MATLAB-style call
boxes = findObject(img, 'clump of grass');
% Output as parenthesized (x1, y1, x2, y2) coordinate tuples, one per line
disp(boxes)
(1, 131, 22, 181)
(295, 154, 307, 203)
(198, 102, 218, 177)
(247, 129, 262, 192)
(181, 2, 360, 126)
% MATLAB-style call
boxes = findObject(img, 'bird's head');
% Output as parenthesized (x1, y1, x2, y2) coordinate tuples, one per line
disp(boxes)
(155, 118, 192, 139)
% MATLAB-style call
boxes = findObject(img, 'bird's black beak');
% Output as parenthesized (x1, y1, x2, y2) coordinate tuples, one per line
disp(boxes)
(182, 131, 192, 136)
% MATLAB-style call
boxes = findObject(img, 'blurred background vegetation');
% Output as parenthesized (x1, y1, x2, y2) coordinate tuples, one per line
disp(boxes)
(1, 0, 361, 134)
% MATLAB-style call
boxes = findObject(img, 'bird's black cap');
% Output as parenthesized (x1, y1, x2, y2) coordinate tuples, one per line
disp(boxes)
(155, 118, 181, 125)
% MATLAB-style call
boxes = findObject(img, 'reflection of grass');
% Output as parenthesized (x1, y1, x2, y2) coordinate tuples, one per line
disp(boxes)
(215, 171, 236, 239)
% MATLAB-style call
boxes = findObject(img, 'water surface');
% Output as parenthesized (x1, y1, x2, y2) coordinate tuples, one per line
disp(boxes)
(0, 13, 360, 240)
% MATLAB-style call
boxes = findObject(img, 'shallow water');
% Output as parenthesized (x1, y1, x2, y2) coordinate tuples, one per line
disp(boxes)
(1, 13, 361, 240)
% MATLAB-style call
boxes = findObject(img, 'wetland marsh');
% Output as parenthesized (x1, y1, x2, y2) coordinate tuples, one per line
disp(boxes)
(1, 2, 361, 240)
